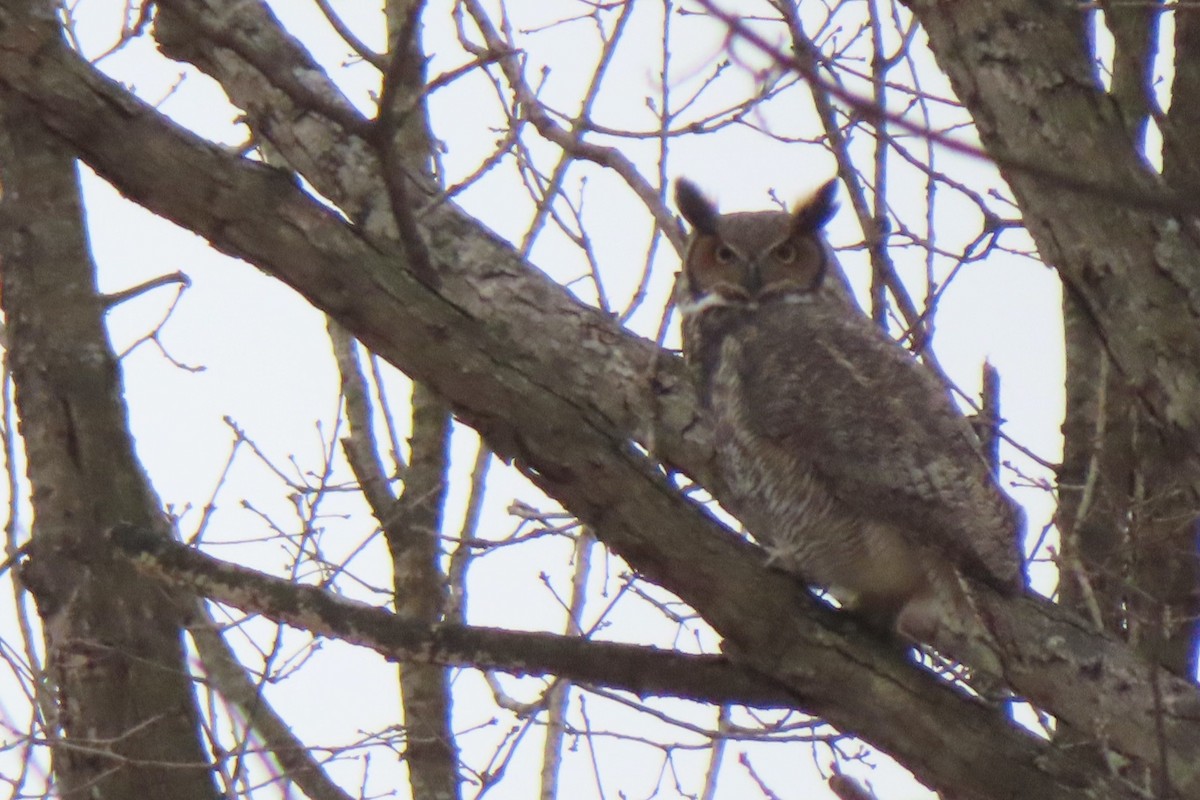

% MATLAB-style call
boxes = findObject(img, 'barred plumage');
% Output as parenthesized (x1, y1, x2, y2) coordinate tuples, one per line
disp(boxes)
(675, 178, 1023, 640)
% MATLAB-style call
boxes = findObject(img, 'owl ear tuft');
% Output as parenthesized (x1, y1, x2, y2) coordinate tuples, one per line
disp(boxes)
(792, 179, 838, 233)
(675, 179, 720, 235)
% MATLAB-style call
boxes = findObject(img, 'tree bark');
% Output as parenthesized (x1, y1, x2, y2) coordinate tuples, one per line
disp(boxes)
(906, 0, 1200, 468)
(0, 4, 215, 796)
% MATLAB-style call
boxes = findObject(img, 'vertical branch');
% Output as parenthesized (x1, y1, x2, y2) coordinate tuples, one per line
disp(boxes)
(868, 0, 890, 329)
(389, 382, 453, 629)
(1057, 300, 1131, 634)
(0, 11, 213, 794)
(699, 705, 731, 800)
(331, 319, 460, 800)
(1164, 0, 1200, 188)
(978, 361, 1001, 473)
(0, 361, 50, 792)
(370, 4, 463, 797)
(445, 441, 491, 624)
(778, 4, 923, 339)
(538, 528, 594, 799)
(1126, 396, 1200, 678)
(519, 3, 635, 259)
(389, 381, 458, 800)
(376, 0, 441, 286)
(620, 0, 675, 326)
(1100, 0, 1162, 150)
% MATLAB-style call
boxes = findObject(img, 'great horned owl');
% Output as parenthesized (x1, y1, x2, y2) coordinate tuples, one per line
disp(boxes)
(674, 178, 1023, 641)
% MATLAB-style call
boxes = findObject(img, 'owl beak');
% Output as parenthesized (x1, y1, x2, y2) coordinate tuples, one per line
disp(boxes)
(745, 262, 764, 296)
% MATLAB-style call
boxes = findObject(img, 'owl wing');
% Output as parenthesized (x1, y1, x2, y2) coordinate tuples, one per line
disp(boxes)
(736, 302, 1024, 594)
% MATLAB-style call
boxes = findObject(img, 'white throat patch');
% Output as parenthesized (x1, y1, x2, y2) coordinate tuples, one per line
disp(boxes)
(677, 293, 744, 316)
(678, 292, 817, 316)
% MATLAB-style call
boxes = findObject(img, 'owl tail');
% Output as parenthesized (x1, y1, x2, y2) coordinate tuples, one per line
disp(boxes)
(899, 565, 1012, 705)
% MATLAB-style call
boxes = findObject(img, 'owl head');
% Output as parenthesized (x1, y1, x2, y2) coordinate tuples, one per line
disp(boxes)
(674, 178, 839, 314)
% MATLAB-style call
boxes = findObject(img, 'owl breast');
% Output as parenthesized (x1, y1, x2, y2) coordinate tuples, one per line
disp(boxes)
(704, 308, 936, 621)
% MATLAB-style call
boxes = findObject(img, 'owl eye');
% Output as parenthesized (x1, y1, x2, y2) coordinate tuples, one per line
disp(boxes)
(715, 244, 737, 264)
(772, 242, 798, 264)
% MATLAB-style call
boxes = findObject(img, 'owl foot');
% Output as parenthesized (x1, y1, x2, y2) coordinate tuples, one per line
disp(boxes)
(895, 596, 944, 645)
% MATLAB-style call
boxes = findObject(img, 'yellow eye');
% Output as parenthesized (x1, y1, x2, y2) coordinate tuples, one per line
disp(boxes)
(772, 242, 797, 264)
(715, 245, 737, 264)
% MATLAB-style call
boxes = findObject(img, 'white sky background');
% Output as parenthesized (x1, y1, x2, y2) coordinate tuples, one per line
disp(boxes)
(0, 0, 1142, 797)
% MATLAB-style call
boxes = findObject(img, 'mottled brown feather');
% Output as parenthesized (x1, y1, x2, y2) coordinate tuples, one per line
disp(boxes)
(675, 178, 1024, 634)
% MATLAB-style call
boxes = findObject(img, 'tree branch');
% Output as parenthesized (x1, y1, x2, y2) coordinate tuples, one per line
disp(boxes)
(108, 524, 794, 709)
